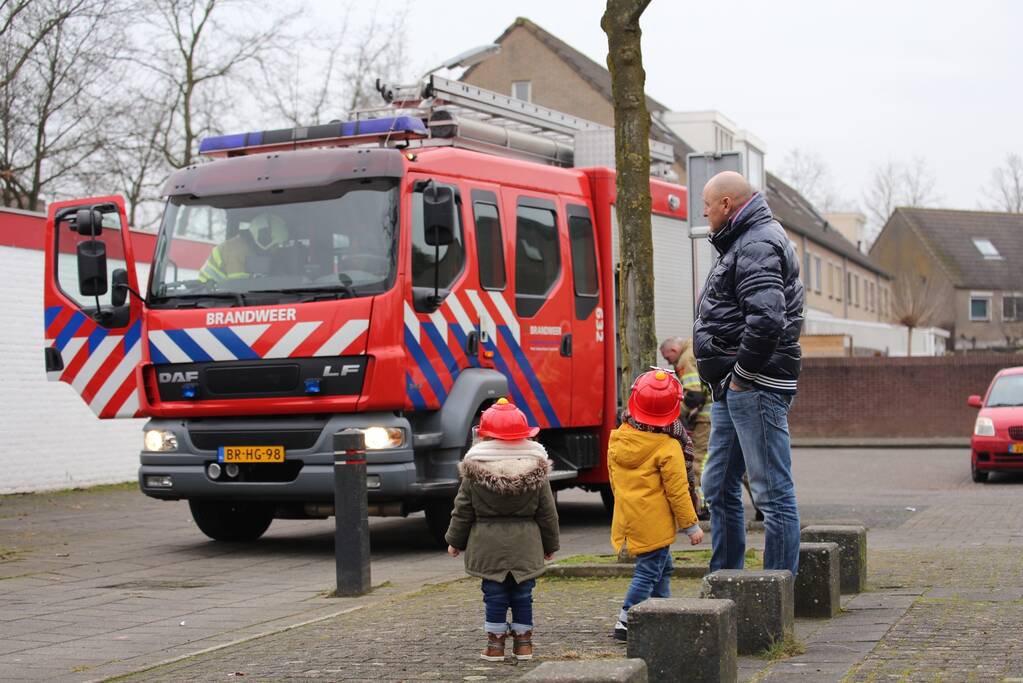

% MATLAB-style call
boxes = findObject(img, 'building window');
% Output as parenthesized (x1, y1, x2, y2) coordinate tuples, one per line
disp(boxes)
(511, 81, 531, 102)
(1004, 295, 1023, 321)
(972, 238, 1003, 260)
(846, 272, 852, 303)
(970, 296, 991, 321)
(814, 256, 822, 294)
(852, 274, 860, 307)
(804, 250, 812, 290)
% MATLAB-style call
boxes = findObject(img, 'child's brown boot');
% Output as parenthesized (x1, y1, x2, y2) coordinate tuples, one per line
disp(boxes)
(481, 632, 507, 661)
(512, 630, 533, 660)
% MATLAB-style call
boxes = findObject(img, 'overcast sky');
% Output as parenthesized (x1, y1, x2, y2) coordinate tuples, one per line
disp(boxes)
(312, 0, 1022, 212)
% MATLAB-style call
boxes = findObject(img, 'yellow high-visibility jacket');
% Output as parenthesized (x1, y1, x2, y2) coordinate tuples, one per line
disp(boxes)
(676, 338, 712, 423)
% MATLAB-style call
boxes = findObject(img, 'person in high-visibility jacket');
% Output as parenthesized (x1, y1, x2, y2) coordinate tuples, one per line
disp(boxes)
(660, 337, 712, 515)
(661, 336, 763, 522)
(198, 213, 289, 283)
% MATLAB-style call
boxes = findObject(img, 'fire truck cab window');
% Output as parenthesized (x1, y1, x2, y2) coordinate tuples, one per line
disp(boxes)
(514, 204, 560, 317)
(411, 186, 464, 290)
(568, 213, 599, 319)
(473, 202, 505, 290)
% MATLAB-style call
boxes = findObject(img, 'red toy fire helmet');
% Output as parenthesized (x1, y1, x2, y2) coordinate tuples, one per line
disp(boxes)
(476, 398, 540, 440)
(627, 370, 682, 427)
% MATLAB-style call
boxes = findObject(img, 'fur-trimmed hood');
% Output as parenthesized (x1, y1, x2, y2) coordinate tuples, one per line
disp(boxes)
(459, 439, 552, 495)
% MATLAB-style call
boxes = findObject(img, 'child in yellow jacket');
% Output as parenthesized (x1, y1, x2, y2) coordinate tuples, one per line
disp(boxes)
(608, 370, 704, 641)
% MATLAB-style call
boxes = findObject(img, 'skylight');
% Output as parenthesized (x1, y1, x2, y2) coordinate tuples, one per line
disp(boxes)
(973, 238, 1003, 260)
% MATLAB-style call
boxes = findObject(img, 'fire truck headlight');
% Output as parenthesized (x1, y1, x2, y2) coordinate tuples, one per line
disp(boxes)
(362, 427, 404, 450)
(144, 429, 179, 452)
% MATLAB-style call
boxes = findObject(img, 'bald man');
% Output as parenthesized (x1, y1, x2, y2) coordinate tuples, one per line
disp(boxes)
(694, 171, 804, 577)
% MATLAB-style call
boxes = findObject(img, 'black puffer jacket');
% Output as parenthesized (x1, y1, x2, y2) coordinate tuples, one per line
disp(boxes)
(693, 193, 804, 400)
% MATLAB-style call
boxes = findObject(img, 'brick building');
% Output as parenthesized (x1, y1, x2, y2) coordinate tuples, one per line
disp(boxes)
(870, 207, 1023, 351)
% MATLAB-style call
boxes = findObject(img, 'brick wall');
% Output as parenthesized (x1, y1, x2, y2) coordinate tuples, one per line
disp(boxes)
(789, 354, 1022, 437)
(1, 245, 146, 493)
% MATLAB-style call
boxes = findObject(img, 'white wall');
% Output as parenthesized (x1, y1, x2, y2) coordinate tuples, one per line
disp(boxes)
(1, 245, 148, 493)
(804, 308, 950, 356)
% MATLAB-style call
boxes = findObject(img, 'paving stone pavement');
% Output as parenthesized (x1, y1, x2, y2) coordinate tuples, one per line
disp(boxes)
(4, 447, 1023, 682)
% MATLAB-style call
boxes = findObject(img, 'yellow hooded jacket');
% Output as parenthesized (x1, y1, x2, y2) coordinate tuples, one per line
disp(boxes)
(607, 423, 699, 555)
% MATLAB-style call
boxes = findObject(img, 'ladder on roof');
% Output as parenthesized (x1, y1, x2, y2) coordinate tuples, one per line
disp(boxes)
(369, 75, 676, 169)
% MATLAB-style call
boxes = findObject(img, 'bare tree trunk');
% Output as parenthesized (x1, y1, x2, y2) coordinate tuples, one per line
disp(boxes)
(602, 0, 656, 400)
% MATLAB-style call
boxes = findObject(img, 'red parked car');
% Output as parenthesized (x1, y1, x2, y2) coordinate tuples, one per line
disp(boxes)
(968, 366, 1023, 482)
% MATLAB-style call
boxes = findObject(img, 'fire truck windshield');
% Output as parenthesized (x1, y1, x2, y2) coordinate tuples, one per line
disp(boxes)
(149, 178, 398, 305)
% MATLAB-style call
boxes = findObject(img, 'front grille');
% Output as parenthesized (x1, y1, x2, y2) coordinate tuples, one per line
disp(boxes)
(189, 429, 321, 451)
(206, 364, 300, 395)
(1008, 426, 1023, 441)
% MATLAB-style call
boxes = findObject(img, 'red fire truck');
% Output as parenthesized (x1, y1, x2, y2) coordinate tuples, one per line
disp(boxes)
(42, 77, 690, 542)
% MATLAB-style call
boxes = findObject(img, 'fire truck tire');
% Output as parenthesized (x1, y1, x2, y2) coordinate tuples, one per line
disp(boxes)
(188, 499, 275, 542)
(598, 485, 614, 516)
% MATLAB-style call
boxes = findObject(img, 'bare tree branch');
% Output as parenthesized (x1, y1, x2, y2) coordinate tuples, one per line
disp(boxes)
(862, 157, 941, 245)
(891, 272, 950, 356)
(984, 153, 1023, 213)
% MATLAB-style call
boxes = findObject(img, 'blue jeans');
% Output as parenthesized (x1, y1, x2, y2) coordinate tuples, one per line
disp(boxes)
(619, 546, 673, 623)
(702, 387, 800, 576)
(482, 575, 536, 634)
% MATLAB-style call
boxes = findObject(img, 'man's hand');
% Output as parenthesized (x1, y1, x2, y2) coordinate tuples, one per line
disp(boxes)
(447, 545, 460, 558)
(688, 527, 704, 545)
(543, 552, 555, 561)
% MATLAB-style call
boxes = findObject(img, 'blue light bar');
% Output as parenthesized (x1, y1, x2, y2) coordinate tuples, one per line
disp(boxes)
(198, 116, 428, 156)
(304, 378, 322, 395)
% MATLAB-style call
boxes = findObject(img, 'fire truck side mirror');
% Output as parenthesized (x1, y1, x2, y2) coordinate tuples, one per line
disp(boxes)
(110, 268, 129, 307)
(74, 208, 103, 236)
(422, 183, 455, 247)
(76, 239, 108, 297)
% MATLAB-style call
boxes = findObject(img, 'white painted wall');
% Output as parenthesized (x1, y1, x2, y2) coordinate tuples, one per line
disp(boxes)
(804, 307, 949, 356)
(1, 245, 150, 493)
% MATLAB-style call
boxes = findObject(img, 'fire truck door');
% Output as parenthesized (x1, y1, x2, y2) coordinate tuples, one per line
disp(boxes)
(498, 192, 572, 430)
(566, 204, 604, 426)
(43, 196, 144, 418)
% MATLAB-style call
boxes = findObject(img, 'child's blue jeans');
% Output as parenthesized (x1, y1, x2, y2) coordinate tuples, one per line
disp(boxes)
(482, 574, 536, 634)
(619, 546, 673, 623)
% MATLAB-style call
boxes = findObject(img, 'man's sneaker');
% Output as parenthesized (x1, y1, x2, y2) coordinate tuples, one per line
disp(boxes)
(613, 620, 628, 642)
(481, 632, 507, 661)
(512, 630, 533, 660)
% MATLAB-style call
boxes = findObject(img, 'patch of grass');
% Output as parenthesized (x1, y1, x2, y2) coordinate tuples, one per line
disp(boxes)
(43, 480, 137, 496)
(557, 548, 760, 567)
(0, 546, 24, 562)
(756, 632, 805, 661)
(553, 649, 621, 660)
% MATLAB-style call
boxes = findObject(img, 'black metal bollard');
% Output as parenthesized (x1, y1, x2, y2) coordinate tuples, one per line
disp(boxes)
(333, 429, 371, 596)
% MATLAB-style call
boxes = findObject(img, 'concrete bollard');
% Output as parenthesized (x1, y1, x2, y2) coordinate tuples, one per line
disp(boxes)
(700, 570, 794, 655)
(800, 525, 867, 594)
(795, 542, 841, 618)
(519, 659, 648, 682)
(627, 598, 737, 683)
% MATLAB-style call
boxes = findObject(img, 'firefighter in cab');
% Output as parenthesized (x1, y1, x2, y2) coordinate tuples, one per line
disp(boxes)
(198, 212, 289, 283)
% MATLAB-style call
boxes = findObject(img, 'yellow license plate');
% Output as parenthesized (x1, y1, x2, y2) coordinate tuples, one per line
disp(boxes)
(218, 445, 285, 463)
(1010, 444, 1023, 454)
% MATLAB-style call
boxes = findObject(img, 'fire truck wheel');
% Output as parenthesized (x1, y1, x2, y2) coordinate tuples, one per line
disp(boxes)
(598, 485, 614, 516)
(423, 498, 455, 547)
(188, 499, 275, 542)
